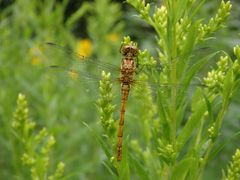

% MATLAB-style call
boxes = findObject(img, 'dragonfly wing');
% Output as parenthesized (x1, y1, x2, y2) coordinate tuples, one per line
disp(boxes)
(47, 64, 121, 88)
(132, 74, 206, 101)
(151, 46, 212, 72)
(40, 42, 121, 76)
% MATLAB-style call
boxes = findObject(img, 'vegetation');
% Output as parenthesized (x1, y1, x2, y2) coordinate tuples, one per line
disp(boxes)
(0, 0, 239, 179)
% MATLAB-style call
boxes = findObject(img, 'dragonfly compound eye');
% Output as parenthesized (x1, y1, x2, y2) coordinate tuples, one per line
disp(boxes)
(132, 48, 139, 57)
(121, 44, 139, 57)
(121, 46, 129, 56)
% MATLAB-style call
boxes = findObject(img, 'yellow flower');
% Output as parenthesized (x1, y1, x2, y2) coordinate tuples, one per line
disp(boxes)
(106, 33, 120, 43)
(29, 46, 43, 65)
(76, 39, 93, 57)
(68, 70, 78, 80)
(31, 57, 42, 65)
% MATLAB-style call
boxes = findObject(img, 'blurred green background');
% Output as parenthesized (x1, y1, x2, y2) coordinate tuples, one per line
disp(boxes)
(0, 0, 239, 179)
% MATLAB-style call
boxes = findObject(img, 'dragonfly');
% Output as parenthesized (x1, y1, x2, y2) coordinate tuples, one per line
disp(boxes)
(41, 42, 209, 161)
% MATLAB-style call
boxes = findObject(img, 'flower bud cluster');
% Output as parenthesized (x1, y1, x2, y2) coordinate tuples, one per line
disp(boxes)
(153, 6, 167, 38)
(197, 1, 232, 41)
(217, 56, 229, 71)
(12, 94, 64, 179)
(224, 149, 240, 180)
(233, 61, 240, 77)
(234, 45, 240, 61)
(207, 123, 216, 140)
(21, 153, 36, 166)
(122, 36, 137, 47)
(126, 0, 151, 21)
(41, 135, 56, 155)
(232, 45, 240, 78)
(204, 70, 225, 90)
(153, 6, 167, 58)
(158, 140, 176, 164)
(130, 139, 142, 155)
(203, 56, 229, 91)
(97, 71, 116, 136)
(12, 94, 34, 131)
(158, 51, 168, 66)
(176, 17, 191, 51)
(127, 0, 168, 51)
(138, 49, 157, 68)
(49, 162, 65, 180)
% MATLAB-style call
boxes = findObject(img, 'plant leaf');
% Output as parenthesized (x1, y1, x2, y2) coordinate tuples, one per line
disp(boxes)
(129, 154, 150, 180)
(172, 157, 197, 180)
(82, 122, 111, 159)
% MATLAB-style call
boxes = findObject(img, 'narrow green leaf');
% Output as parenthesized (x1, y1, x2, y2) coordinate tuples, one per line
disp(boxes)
(179, 22, 198, 65)
(200, 89, 214, 123)
(102, 161, 118, 179)
(157, 89, 171, 140)
(176, 103, 186, 129)
(176, 0, 189, 22)
(82, 122, 111, 158)
(188, 156, 199, 179)
(222, 68, 234, 99)
(181, 51, 219, 86)
(177, 90, 206, 149)
(189, 0, 206, 20)
(117, 137, 130, 180)
(129, 154, 150, 180)
(177, 51, 219, 107)
(172, 157, 196, 180)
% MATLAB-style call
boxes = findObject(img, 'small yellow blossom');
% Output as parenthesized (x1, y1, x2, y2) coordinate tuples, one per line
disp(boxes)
(31, 57, 42, 65)
(106, 33, 120, 43)
(68, 70, 78, 80)
(29, 46, 43, 65)
(76, 39, 93, 57)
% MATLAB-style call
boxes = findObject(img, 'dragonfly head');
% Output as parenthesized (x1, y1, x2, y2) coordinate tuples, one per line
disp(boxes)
(121, 44, 139, 58)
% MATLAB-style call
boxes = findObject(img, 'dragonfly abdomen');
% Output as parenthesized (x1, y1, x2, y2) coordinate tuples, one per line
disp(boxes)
(117, 87, 130, 161)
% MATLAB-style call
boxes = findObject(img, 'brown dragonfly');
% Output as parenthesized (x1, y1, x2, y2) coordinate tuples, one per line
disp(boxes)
(41, 42, 209, 161)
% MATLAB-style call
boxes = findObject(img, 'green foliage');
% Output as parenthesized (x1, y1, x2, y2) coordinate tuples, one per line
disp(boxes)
(75, 0, 124, 61)
(1, 0, 240, 179)
(97, 71, 116, 137)
(95, 0, 240, 179)
(223, 149, 240, 180)
(0, 0, 124, 179)
(12, 93, 65, 179)
(197, 1, 232, 41)
(87, 0, 124, 57)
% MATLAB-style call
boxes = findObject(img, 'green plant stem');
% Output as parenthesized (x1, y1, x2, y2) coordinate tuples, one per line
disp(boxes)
(198, 98, 229, 178)
(198, 141, 214, 180)
(215, 98, 229, 134)
(194, 116, 204, 149)
(168, 0, 177, 150)
(170, 60, 177, 147)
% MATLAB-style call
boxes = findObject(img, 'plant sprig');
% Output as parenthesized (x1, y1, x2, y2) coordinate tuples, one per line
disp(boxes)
(12, 93, 65, 180)
(96, 1, 240, 179)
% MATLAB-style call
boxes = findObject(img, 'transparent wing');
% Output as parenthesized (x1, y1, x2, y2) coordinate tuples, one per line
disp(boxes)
(41, 42, 209, 94)
(47, 64, 120, 84)
(40, 42, 121, 77)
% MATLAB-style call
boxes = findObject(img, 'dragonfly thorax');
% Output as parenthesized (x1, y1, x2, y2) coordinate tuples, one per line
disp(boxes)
(122, 59, 135, 69)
